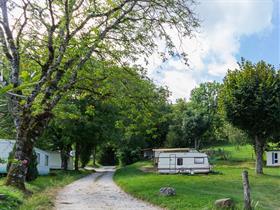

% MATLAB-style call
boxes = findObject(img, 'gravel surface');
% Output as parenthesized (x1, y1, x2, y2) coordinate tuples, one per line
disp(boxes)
(55, 166, 162, 210)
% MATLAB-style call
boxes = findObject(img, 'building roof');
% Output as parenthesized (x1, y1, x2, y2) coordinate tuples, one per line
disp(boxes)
(266, 150, 280, 152)
(153, 148, 194, 152)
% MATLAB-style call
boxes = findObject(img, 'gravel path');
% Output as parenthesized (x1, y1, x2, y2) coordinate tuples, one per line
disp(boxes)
(55, 166, 161, 210)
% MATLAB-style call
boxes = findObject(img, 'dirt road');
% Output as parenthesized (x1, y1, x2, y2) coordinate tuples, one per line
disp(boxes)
(55, 167, 161, 210)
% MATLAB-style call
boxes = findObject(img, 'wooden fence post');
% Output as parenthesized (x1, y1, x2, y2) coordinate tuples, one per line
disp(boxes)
(242, 170, 252, 210)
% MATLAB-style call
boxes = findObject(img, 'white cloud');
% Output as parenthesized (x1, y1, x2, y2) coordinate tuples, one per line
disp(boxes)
(145, 0, 274, 102)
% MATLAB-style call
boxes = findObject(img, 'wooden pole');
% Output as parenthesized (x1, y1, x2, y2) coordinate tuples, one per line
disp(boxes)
(242, 170, 252, 210)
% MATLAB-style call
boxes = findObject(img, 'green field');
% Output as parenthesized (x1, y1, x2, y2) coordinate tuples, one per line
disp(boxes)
(114, 145, 280, 210)
(0, 170, 91, 210)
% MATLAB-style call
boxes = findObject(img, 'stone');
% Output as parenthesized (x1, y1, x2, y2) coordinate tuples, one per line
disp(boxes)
(159, 187, 176, 196)
(214, 198, 235, 209)
(0, 194, 7, 200)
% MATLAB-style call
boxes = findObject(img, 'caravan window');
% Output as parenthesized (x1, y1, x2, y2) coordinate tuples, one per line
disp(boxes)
(194, 157, 204, 164)
(177, 158, 183, 165)
(273, 152, 278, 164)
(45, 155, 49, 166)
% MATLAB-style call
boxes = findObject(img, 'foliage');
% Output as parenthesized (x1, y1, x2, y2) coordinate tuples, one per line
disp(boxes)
(0, 94, 15, 138)
(116, 146, 142, 166)
(219, 59, 280, 173)
(165, 99, 188, 147)
(98, 144, 117, 166)
(181, 106, 210, 149)
(203, 148, 230, 161)
(0, 158, 6, 164)
(222, 123, 250, 146)
(166, 82, 223, 149)
(219, 60, 280, 139)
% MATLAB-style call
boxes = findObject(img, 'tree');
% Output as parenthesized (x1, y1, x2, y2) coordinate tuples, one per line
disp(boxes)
(219, 60, 280, 174)
(0, 0, 199, 190)
(181, 106, 210, 149)
(165, 99, 188, 147)
(189, 81, 224, 144)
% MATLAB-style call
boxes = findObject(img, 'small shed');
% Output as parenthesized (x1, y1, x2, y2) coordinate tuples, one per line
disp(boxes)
(48, 151, 74, 170)
(0, 139, 50, 175)
(266, 151, 280, 167)
(153, 148, 211, 174)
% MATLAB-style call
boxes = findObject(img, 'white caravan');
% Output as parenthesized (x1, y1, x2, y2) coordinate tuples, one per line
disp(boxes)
(0, 140, 50, 175)
(266, 151, 280, 167)
(154, 148, 211, 174)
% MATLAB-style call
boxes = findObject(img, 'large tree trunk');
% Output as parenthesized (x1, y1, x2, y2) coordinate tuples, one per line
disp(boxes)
(194, 139, 200, 150)
(61, 144, 72, 170)
(61, 150, 68, 171)
(5, 129, 34, 191)
(255, 135, 264, 174)
(5, 112, 51, 190)
(74, 142, 80, 171)
(92, 146, 96, 166)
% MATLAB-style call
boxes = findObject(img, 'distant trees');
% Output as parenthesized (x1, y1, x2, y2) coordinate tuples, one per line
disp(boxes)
(219, 60, 280, 174)
(166, 82, 222, 149)
(182, 107, 210, 149)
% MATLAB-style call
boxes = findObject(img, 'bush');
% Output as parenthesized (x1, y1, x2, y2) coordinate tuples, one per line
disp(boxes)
(203, 148, 230, 161)
(116, 147, 142, 166)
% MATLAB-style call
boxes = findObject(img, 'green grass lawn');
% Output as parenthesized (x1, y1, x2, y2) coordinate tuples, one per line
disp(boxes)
(0, 170, 91, 210)
(114, 145, 280, 210)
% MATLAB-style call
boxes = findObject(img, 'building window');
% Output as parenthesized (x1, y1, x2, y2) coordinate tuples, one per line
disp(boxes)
(177, 158, 183, 165)
(273, 152, 278, 164)
(45, 155, 49, 166)
(194, 157, 204, 164)
(36, 153, 40, 164)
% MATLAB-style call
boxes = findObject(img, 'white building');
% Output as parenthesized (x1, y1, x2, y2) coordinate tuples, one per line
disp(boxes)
(153, 148, 211, 174)
(48, 151, 74, 170)
(0, 140, 50, 175)
(266, 151, 280, 167)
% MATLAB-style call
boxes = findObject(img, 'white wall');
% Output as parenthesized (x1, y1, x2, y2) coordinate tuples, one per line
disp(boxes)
(0, 140, 50, 175)
(48, 151, 74, 170)
(0, 140, 14, 173)
(35, 148, 50, 175)
(266, 151, 280, 166)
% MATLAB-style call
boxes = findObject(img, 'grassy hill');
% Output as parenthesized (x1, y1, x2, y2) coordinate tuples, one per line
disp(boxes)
(114, 145, 280, 210)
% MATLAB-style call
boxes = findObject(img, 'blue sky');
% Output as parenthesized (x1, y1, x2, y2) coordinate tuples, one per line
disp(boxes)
(145, 0, 280, 102)
(237, 0, 279, 67)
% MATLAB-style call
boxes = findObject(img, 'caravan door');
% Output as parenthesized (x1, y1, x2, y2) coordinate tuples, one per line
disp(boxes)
(169, 154, 176, 173)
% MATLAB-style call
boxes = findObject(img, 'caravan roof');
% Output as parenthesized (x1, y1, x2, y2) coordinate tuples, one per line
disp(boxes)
(153, 148, 196, 152)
